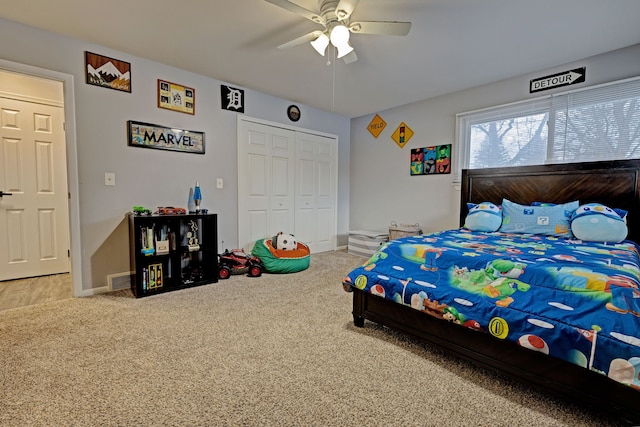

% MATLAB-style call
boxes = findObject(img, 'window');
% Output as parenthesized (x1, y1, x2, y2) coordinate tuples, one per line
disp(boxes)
(455, 76, 640, 181)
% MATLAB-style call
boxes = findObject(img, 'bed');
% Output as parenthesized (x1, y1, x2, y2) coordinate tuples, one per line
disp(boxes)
(343, 159, 640, 424)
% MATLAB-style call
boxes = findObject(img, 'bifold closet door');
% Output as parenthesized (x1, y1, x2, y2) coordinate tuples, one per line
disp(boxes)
(294, 132, 336, 253)
(238, 119, 295, 252)
(238, 118, 337, 253)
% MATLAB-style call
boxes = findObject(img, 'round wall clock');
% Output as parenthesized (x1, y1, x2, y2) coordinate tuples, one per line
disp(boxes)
(287, 105, 301, 122)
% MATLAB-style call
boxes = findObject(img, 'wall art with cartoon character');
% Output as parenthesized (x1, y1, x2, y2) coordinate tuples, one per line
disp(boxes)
(410, 144, 451, 175)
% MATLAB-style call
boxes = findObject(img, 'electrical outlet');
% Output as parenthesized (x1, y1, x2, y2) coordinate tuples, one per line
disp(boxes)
(105, 172, 116, 186)
(216, 178, 223, 189)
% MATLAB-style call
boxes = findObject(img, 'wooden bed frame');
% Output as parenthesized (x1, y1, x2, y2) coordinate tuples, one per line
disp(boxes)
(351, 159, 640, 424)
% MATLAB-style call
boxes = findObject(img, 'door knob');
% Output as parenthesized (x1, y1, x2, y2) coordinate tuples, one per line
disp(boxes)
(0, 191, 13, 198)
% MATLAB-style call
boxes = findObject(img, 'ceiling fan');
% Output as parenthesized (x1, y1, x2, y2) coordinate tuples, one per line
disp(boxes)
(264, 0, 412, 64)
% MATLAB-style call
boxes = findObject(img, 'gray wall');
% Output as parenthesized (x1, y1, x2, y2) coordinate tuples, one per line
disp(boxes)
(0, 18, 351, 293)
(2, 15, 638, 294)
(349, 43, 640, 234)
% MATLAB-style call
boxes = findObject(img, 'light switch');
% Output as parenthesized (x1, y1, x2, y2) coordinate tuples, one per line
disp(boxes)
(105, 172, 116, 186)
(216, 178, 223, 189)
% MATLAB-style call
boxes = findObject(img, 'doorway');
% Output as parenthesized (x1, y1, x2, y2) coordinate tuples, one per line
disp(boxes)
(0, 274, 72, 311)
(0, 61, 82, 302)
(0, 88, 70, 281)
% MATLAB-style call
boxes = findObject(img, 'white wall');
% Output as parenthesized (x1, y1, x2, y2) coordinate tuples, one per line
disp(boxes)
(350, 43, 640, 234)
(0, 18, 351, 292)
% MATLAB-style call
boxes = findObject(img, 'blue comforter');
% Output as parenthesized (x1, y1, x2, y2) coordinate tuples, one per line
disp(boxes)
(344, 229, 640, 390)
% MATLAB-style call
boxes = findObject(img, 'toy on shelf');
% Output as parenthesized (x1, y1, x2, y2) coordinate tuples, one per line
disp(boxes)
(217, 249, 263, 279)
(187, 220, 200, 251)
(133, 206, 152, 216)
(156, 206, 187, 215)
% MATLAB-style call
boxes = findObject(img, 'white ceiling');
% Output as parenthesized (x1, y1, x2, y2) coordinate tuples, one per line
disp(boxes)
(1, 0, 640, 118)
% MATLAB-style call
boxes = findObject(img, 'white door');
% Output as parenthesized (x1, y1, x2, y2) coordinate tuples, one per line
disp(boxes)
(0, 96, 70, 281)
(295, 132, 336, 253)
(238, 117, 337, 254)
(238, 119, 295, 251)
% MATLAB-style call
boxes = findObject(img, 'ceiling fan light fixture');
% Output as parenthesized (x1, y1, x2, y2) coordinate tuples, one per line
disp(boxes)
(310, 33, 330, 56)
(267, 0, 412, 65)
(335, 42, 354, 59)
(329, 24, 353, 58)
(329, 24, 350, 47)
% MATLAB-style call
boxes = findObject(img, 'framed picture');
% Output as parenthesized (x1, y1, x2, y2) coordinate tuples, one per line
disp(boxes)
(85, 51, 131, 93)
(128, 121, 205, 154)
(411, 144, 451, 175)
(158, 79, 195, 115)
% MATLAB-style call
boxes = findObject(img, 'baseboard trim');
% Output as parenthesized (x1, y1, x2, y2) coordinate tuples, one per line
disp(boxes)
(76, 286, 110, 297)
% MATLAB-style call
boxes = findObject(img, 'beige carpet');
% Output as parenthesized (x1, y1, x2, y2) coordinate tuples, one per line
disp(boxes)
(0, 250, 623, 426)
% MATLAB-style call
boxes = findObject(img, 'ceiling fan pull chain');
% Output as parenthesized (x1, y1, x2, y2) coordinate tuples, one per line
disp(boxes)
(332, 46, 336, 112)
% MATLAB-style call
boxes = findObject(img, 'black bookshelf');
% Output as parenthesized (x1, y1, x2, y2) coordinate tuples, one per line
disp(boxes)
(127, 212, 218, 298)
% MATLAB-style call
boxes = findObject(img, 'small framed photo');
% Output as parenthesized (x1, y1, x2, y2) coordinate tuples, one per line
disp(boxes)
(158, 79, 195, 115)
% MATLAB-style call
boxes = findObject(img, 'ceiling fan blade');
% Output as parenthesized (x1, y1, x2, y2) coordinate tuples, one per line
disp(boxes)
(342, 50, 358, 64)
(335, 0, 360, 21)
(264, 0, 325, 26)
(349, 21, 412, 36)
(278, 31, 324, 50)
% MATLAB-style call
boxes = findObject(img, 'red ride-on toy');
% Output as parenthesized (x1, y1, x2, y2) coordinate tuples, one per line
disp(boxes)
(218, 249, 264, 279)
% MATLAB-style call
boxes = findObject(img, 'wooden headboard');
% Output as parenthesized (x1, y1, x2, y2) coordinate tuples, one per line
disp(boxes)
(460, 159, 640, 243)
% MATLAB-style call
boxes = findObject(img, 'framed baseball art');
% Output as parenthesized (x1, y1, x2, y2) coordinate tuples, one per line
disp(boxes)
(158, 79, 195, 114)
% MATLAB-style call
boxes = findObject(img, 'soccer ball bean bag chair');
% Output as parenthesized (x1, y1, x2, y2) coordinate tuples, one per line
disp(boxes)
(251, 233, 310, 273)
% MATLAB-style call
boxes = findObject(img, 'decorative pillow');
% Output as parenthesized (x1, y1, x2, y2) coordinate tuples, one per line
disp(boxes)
(500, 199, 578, 237)
(571, 203, 628, 243)
(464, 202, 502, 232)
(272, 232, 297, 250)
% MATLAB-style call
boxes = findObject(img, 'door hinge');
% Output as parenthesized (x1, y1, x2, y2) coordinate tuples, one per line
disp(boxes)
(68, 249, 70, 257)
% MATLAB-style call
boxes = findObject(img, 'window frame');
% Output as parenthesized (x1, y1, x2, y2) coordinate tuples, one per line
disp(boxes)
(455, 75, 640, 183)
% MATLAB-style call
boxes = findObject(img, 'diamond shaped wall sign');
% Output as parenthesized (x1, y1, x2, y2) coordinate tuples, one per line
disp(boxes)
(391, 122, 413, 148)
(367, 114, 386, 138)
